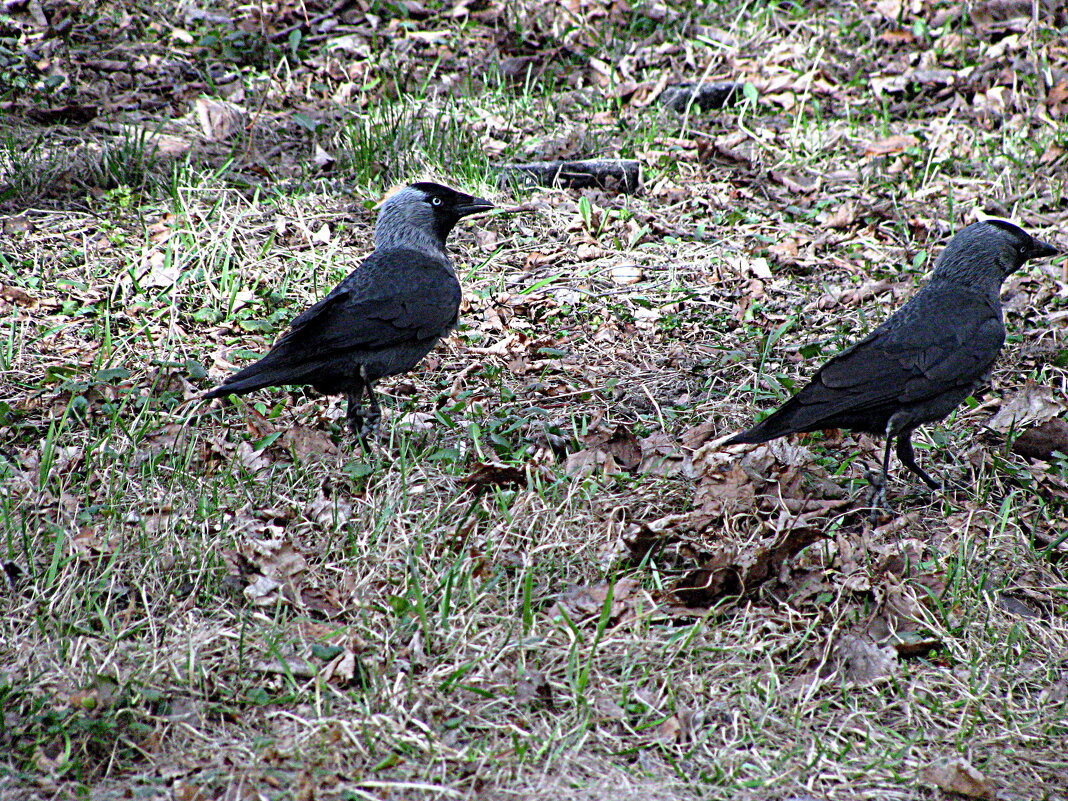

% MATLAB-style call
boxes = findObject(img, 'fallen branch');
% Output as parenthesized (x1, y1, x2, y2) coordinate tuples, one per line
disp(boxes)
(496, 159, 641, 193)
(657, 81, 745, 112)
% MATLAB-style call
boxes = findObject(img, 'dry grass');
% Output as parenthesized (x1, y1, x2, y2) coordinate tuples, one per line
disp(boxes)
(2, 1, 1068, 799)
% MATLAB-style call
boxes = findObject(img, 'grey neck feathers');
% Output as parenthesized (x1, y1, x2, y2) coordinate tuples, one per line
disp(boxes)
(931, 231, 1014, 298)
(374, 220, 447, 256)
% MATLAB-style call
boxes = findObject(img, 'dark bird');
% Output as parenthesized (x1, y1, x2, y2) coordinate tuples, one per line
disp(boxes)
(204, 182, 494, 438)
(727, 219, 1058, 505)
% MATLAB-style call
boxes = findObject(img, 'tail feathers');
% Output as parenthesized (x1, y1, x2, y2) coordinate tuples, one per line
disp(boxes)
(726, 398, 809, 446)
(203, 361, 312, 400)
(724, 427, 778, 446)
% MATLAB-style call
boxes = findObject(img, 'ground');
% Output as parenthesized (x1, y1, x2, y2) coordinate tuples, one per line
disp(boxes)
(2, 1, 1068, 799)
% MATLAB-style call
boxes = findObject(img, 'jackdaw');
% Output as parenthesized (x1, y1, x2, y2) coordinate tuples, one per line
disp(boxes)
(726, 219, 1058, 505)
(204, 182, 494, 438)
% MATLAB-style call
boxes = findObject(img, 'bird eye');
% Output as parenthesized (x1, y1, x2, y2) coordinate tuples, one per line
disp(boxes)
(431, 197, 443, 207)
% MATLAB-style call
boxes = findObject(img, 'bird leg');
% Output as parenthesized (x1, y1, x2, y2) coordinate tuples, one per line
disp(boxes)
(864, 436, 895, 513)
(895, 431, 941, 490)
(360, 379, 382, 437)
(345, 390, 368, 439)
(345, 371, 381, 441)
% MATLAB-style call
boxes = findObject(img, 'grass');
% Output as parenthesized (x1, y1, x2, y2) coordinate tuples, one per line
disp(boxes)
(2, 0, 1068, 799)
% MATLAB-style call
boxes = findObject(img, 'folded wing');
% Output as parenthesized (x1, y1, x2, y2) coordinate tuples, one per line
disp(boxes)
(205, 249, 461, 396)
(729, 287, 1004, 442)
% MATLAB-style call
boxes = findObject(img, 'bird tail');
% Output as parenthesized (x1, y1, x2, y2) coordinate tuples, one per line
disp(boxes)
(202, 356, 312, 400)
(725, 398, 807, 446)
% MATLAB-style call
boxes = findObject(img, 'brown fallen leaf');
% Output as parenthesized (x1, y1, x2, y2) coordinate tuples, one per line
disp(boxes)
(0, 283, 37, 306)
(462, 461, 527, 490)
(195, 97, 248, 141)
(769, 171, 820, 194)
(515, 671, 554, 709)
(1039, 142, 1065, 165)
(225, 537, 308, 607)
(821, 201, 855, 229)
(864, 134, 919, 157)
(823, 634, 898, 685)
(985, 382, 1066, 433)
(696, 137, 752, 169)
(299, 586, 345, 618)
(768, 237, 800, 261)
(680, 420, 719, 450)
(878, 29, 915, 45)
(280, 426, 339, 462)
(565, 424, 643, 476)
(920, 758, 995, 799)
(1012, 418, 1068, 461)
(671, 525, 826, 608)
(548, 578, 641, 626)
(638, 431, 696, 478)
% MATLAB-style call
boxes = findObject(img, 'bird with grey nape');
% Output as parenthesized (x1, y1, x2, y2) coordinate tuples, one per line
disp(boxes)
(203, 182, 494, 439)
(726, 219, 1058, 508)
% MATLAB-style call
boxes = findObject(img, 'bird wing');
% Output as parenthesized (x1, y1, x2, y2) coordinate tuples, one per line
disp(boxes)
(273, 249, 461, 355)
(208, 249, 461, 394)
(804, 289, 1004, 415)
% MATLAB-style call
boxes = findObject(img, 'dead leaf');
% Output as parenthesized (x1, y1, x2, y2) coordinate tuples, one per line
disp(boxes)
(985, 382, 1066, 433)
(864, 134, 919, 157)
(304, 491, 353, 528)
(1039, 142, 1064, 165)
(0, 284, 37, 306)
(235, 440, 271, 474)
(610, 264, 643, 285)
(280, 426, 339, 462)
(654, 713, 683, 744)
(226, 536, 308, 607)
(878, 29, 915, 45)
(253, 655, 318, 678)
(313, 144, 335, 170)
(565, 424, 643, 476)
(548, 578, 641, 625)
(515, 671, 554, 709)
(300, 586, 345, 618)
(821, 202, 855, 229)
(824, 634, 898, 685)
(134, 249, 181, 289)
(2, 216, 35, 235)
(243, 573, 283, 604)
(638, 432, 695, 478)
(696, 137, 752, 169)
(920, 758, 994, 799)
(672, 525, 826, 608)
(320, 648, 355, 683)
(679, 421, 718, 450)
(462, 461, 527, 490)
(195, 97, 247, 141)
(1011, 418, 1068, 462)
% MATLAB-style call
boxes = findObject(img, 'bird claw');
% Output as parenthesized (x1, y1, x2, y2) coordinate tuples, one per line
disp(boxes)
(347, 409, 381, 442)
(863, 464, 893, 521)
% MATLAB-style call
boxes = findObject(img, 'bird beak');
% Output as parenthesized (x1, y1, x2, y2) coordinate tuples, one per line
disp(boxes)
(1029, 238, 1059, 259)
(455, 195, 495, 218)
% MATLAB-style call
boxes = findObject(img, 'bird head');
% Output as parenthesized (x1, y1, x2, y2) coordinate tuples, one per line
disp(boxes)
(933, 219, 1058, 287)
(375, 182, 494, 253)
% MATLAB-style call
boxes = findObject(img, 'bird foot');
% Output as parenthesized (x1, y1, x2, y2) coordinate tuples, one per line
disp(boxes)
(863, 464, 894, 521)
(347, 409, 381, 443)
